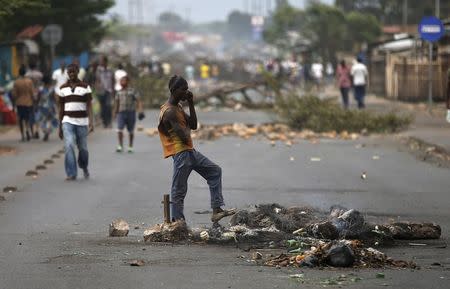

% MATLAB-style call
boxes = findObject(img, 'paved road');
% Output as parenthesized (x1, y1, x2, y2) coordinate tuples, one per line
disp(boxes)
(0, 110, 449, 289)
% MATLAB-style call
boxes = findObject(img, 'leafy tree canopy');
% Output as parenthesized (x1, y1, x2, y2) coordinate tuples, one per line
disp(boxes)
(0, 0, 114, 54)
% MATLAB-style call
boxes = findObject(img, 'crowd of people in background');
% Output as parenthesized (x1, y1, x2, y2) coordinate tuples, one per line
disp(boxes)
(0, 53, 370, 146)
(0, 55, 143, 144)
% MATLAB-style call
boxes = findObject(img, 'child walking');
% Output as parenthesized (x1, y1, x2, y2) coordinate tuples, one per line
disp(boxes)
(113, 76, 144, 153)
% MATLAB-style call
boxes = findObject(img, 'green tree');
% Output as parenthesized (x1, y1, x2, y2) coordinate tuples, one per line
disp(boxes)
(263, 4, 305, 50)
(0, 0, 114, 54)
(345, 11, 381, 51)
(336, 0, 450, 25)
(303, 3, 347, 62)
(0, 0, 48, 16)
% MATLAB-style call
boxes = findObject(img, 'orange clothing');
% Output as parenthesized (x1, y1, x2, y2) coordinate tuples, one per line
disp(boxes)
(12, 77, 34, 107)
(158, 103, 193, 158)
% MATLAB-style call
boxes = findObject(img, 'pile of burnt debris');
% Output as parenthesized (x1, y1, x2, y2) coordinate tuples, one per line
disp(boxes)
(114, 204, 441, 269)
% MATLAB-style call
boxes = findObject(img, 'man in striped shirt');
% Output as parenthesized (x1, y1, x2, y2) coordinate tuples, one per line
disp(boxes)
(58, 64, 94, 180)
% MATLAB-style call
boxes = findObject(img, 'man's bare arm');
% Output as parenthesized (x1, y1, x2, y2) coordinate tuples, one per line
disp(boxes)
(87, 95, 94, 132)
(186, 91, 197, 130)
(163, 108, 190, 144)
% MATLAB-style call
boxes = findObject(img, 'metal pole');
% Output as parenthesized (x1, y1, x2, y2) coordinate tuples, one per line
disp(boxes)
(402, 0, 408, 26)
(428, 42, 433, 107)
(435, 0, 440, 18)
(163, 194, 171, 223)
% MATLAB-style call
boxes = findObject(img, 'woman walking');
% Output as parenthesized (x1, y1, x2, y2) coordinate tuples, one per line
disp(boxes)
(336, 60, 352, 109)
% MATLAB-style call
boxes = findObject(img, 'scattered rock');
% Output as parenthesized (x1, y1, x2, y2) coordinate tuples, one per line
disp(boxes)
(3, 186, 17, 193)
(44, 159, 54, 164)
(109, 219, 129, 237)
(143, 220, 188, 242)
(36, 165, 47, 170)
(129, 259, 145, 266)
(51, 154, 60, 159)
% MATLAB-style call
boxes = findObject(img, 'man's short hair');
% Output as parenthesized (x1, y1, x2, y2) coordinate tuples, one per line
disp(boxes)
(67, 63, 79, 71)
(168, 75, 187, 94)
(19, 65, 26, 76)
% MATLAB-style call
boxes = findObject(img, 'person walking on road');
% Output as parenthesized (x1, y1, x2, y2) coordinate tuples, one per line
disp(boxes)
(36, 76, 58, 141)
(351, 57, 368, 109)
(157, 75, 235, 223)
(336, 60, 352, 109)
(113, 75, 144, 153)
(58, 64, 94, 181)
(114, 63, 127, 92)
(12, 65, 35, 141)
(95, 56, 114, 128)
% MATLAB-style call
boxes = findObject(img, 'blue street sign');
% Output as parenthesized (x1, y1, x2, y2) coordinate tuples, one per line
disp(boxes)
(418, 16, 445, 42)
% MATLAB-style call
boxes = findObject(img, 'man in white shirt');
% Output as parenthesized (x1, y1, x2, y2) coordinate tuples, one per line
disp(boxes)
(114, 64, 127, 92)
(58, 64, 93, 180)
(52, 61, 68, 95)
(351, 57, 368, 109)
(311, 61, 324, 91)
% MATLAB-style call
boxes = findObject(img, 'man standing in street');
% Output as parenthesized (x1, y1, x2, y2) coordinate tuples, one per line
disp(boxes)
(58, 64, 94, 181)
(351, 57, 369, 109)
(158, 75, 235, 223)
(12, 65, 35, 141)
(95, 56, 114, 128)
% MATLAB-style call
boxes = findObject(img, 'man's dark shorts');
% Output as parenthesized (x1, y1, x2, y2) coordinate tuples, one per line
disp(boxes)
(17, 106, 32, 121)
(117, 110, 136, 133)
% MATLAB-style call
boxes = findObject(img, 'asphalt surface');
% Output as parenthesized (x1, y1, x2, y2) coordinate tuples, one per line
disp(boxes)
(0, 110, 449, 289)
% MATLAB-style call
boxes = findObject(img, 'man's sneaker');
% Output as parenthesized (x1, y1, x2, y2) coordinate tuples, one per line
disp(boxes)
(116, 145, 123, 152)
(211, 208, 237, 223)
(127, 147, 134, 153)
(83, 169, 90, 179)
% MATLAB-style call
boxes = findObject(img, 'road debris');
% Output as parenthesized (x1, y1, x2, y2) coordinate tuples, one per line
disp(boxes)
(145, 123, 360, 143)
(0, 145, 17, 156)
(129, 259, 145, 266)
(51, 154, 60, 159)
(109, 219, 129, 237)
(143, 220, 188, 242)
(44, 159, 54, 164)
(36, 165, 47, 170)
(140, 204, 437, 269)
(361, 172, 367, 179)
(386, 222, 441, 239)
(3, 186, 17, 193)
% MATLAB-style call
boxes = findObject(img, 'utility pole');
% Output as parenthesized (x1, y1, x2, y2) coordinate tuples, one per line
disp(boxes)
(402, 0, 408, 26)
(435, 0, 440, 18)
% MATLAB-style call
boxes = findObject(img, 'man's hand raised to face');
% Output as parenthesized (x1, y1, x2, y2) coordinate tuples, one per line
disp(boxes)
(186, 90, 194, 103)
